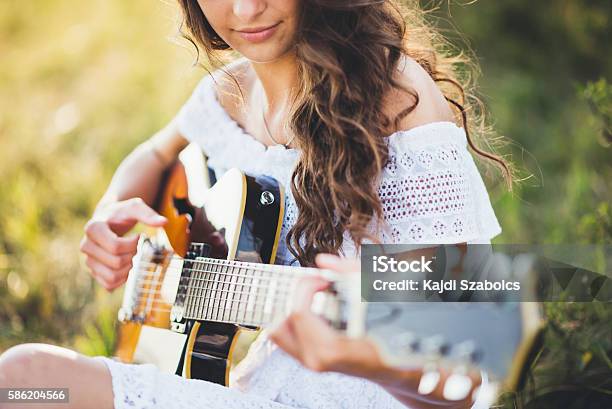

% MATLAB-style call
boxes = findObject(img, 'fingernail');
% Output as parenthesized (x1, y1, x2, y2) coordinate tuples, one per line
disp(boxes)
(443, 373, 472, 401)
(418, 371, 440, 395)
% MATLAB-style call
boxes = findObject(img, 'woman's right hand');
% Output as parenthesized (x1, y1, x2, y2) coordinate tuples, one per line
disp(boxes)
(80, 198, 167, 291)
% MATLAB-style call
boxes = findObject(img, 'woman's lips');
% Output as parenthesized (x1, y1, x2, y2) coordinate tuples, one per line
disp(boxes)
(236, 23, 280, 43)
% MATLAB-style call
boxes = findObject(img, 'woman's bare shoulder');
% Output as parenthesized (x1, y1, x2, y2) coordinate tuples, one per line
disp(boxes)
(383, 55, 457, 134)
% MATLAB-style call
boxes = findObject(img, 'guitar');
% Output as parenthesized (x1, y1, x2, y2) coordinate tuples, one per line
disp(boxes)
(113, 154, 544, 395)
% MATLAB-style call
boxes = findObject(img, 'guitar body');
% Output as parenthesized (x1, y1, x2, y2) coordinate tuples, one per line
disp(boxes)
(114, 158, 284, 386)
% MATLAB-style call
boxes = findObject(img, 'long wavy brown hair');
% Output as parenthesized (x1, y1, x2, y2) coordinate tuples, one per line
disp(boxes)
(177, 0, 511, 266)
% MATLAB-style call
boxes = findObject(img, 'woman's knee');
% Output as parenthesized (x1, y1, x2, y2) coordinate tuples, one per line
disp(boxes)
(0, 343, 79, 386)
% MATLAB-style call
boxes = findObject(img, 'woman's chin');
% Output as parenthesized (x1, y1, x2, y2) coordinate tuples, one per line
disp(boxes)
(235, 43, 295, 65)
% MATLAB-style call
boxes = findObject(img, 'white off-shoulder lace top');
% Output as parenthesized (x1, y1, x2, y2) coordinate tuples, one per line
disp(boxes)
(97, 73, 501, 409)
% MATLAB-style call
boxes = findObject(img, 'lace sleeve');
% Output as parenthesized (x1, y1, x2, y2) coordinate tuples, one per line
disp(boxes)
(174, 75, 216, 145)
(378, 122, 501, 244)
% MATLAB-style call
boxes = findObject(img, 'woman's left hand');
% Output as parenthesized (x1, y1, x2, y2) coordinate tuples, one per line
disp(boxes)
(269, 254, 482, 409)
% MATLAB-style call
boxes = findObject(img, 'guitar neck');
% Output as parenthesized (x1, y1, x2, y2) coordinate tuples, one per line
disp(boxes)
(176, 256, 319, 327)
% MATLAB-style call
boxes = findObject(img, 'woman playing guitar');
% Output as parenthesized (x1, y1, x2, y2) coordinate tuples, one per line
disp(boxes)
(0, 1, 510, 408)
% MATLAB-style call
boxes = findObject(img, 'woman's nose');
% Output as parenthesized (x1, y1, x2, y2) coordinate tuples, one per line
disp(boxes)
(233, 0, 267, 23)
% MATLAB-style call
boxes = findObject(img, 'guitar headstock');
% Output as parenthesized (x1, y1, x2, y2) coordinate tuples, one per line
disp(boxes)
(328, 250, 545, 396)
(358, 301, 543, 391)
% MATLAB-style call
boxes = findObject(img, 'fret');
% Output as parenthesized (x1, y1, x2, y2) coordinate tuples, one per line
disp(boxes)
(195, 260, 205, 320)
(231, 265, 241, 323)
(260, 266, 272, 325)
(216, 262, 227, 321)
(191, 261, 200, 320)
(216, 264, 229, 321)
(259, 266, 269, 325)
(216, 262, 224, 321)
(219, 263, 228, 322)
(200, 261, 211, 320)
(221, 262, 233, 322)
(238, 265, 248, 323)
(228, 262, 238, 322)
(184, 261, 195, 319)
(254, 267, 264, 325)
(228, 264, 238, 323)
(258, 267, 270, 325)
(223, 263, 232, 322)
(239, 266, 248, 321)
(269, 275, 280, 323)
(203, 260, 214, 320)
(245, 267, 258, 324)
(222, 261, 233, 321)
(210, 262, 220, 321)
(197, 260, 207, 320)
(200, 260, 210, 319)
(188, 260, 197, 320)
(193, 260, 201, 320)
(228, 263, 239, 322)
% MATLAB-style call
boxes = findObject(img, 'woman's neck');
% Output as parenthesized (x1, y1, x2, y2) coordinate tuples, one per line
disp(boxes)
(249, 52, 299, 112)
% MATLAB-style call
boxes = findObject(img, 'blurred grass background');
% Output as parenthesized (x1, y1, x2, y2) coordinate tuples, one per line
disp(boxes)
(0, 1, 610, 408)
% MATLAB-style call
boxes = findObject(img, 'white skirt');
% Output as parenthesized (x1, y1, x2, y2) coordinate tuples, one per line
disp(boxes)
(96, 336, 489, 409)
(96, 333, 408, 409)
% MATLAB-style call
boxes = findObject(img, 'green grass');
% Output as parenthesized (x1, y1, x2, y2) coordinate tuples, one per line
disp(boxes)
(0, 0, 202, 350)
(0, 1, 610, 408)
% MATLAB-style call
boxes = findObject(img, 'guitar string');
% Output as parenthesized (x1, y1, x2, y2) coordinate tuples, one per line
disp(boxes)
(131, 266, 306, 281)
(136, 256, 304, 272)
(123, 261, 336, 324)
(127, 258, 320, 305)
(130, 267, 299, 323)
(130, 268, 299, 297)
(129, 306, 271, 327)
(128, 268, 299, 319)
(130, 293, 293, 322)
(136, 296, 289, 309)
(133, 302, 286, 315)
(122, 255, 325, 321)
(130, 283, 293, 318)
(133, 277, 295, 296)
(139, 307, 271, 327)
(131, 280, 295, 312)
(128, 265, 309, 301)
(134, 256, 320, 277)
(127, 298, 291, 323)
(138, 268, 304, 281)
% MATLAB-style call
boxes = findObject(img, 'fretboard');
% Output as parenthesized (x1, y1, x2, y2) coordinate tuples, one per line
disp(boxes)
(179, 257, 318, 327)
